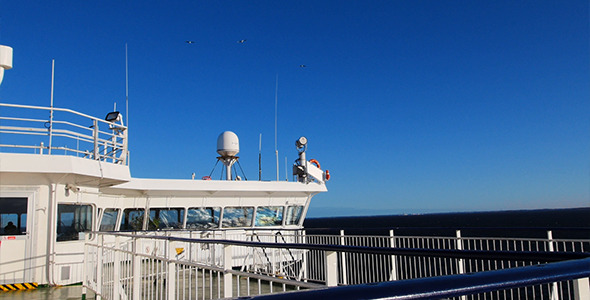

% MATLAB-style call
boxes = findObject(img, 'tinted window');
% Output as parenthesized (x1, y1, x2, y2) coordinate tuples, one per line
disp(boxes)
(147, 208, 184, 230)
(222, 207, 254, 228)
(0, 198, 27, 235)
(285, 206, 304, 225)
(120, 209, 145, 231)
(57, 204, 93, 241)
(187, 207, 221, 229)
(99, 208, 119, 231)
(255, 206, 284, 226)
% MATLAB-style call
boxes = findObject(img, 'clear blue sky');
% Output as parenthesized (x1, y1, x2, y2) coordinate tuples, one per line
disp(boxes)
(1, 1, 588, 216)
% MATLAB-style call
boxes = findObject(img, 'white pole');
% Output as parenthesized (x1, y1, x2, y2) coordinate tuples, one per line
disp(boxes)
(125, 43, 129, 128)
(275, 74, 279, 181)
(259, 133, 262, 181)
(48, 59, 55, 154)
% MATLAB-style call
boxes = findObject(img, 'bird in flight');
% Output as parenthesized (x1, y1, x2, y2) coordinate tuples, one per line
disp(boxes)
(185, 41, 195, 44)
(237, 39, 247, 44)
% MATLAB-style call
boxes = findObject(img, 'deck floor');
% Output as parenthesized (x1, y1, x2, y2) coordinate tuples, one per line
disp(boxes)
(0, 285, 95, 300)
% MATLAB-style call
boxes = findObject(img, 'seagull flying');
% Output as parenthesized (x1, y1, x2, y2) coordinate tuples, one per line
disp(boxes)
(237, 39, 247, 44)
(185, 41, 195, 44)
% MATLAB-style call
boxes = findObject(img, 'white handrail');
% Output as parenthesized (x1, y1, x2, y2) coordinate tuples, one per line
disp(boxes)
(0, 102, 128, 165)
(0, 103, 127, 130)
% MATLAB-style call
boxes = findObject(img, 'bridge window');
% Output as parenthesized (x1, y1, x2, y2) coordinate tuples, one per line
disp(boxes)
(222, 207, 254, 228)
(255, 206, 284, 226)
(0, 198, 27, 236)
(187, 207, 220, 229)
(147, 208, 184, 230)
(99, 208, 119, 231)
(120, 208, 145, 231)
(57, 204, 92, 241)
(285, 206, 304, 225)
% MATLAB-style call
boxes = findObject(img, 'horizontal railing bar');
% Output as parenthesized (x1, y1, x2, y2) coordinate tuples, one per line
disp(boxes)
(0, 125, 47, 133)
(0, 116, 47, 123)
(248, 258, 590, 300)
(50, 119, 94, 132)
(227, 268, 324, 289)
(0, 127, 120, 145)
(91, 232, 590, 262)
(0, 103, 127, 130)
(0, 144, 43, 149)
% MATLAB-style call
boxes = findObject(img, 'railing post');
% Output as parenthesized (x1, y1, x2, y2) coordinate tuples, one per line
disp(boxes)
(167, 239, 176, 300)
(573, 277, 590, 300)
(96, 234, 103, 300)
(122, 127, 128, 165)
(339, 230, 347, 285)
(132, 237, 141, 300)
(113, 236, 121, 299)
(325, 251, 338, 287)
(455, 230, 466, 300)
(223, 244, 233, 298)
(302, 230, 308, 282)
(40, 142, 44, 155)
(93, 120, 99, 160)
(547, 230, 560, 300)
(389, 229, 398, 281)
(82, 232, 89, 300)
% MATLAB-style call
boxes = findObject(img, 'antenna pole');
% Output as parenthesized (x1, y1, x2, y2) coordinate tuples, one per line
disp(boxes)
(125, 43, 129, 128)
(275, 74, 279, 181)
(259, 133, 262, 181)
(48, 59, 55, 154)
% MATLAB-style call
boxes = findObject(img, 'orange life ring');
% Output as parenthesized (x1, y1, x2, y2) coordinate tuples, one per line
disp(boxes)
(309, 159, 321, 169)
(325, 170, 330, 181)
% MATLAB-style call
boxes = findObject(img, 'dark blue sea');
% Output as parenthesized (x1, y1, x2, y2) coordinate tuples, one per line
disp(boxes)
(303, 207, 590, 239)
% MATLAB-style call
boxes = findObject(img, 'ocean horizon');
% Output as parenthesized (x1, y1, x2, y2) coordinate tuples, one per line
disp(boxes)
(304, 207, 590, 239)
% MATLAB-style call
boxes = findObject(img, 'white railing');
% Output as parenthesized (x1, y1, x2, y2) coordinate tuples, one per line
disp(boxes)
(84, 232, 321, 300)
(0, 103, 128, 164)
(83, 229, 590, 300)
(303, 229, 589, 280)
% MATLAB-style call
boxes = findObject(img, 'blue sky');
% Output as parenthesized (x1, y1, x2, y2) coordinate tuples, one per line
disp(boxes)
(0, 1, 588, 216)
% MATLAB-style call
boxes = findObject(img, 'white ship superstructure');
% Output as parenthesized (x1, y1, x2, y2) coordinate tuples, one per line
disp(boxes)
(0, 45, 328, 286)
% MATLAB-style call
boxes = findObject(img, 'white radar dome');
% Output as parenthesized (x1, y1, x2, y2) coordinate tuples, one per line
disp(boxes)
(0, 45, 13, 87)
(217, 131, 239, 157)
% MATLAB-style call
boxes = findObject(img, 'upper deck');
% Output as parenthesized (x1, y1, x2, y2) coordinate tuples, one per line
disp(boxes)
(0, 102, 131, 186)
(0, 102, 328, 194)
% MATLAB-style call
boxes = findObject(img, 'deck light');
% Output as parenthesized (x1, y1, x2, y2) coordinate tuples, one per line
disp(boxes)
(296, 136, 307, 149)
(105, 111, 120, 122)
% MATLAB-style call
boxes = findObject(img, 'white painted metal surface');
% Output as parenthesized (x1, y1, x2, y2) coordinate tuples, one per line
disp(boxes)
(0, 101, 328, 287)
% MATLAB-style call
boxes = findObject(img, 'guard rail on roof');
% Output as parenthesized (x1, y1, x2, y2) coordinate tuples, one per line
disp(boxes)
(0, 103, 128, 165)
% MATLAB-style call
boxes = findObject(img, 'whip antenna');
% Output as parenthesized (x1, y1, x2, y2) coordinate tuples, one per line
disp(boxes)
(274, 74, 279, 181)
(125, 43, 129, 128)
(259, 133, 262, 181)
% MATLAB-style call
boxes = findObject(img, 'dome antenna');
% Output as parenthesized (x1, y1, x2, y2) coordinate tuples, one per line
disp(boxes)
(217, 131, 240, 180)
(0, 45, 12, 86)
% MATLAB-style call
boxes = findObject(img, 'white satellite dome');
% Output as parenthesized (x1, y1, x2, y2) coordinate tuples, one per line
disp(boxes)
(217, 131, 239, 157)
(0, 45, 13, 86)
